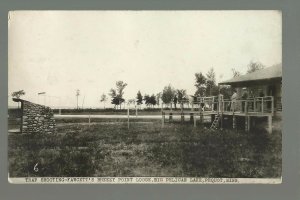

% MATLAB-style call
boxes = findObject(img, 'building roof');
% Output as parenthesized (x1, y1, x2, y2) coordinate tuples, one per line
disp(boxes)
(219, 63, 282, 85)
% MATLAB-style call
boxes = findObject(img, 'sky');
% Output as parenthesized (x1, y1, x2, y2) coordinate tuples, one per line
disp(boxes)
(8, 11, 282, 108)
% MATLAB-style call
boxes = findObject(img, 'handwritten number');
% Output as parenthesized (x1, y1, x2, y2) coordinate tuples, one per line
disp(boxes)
(34, 163, 39, 172)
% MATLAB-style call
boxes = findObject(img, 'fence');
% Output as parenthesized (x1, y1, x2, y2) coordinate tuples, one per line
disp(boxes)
(177, 96, 275, 115)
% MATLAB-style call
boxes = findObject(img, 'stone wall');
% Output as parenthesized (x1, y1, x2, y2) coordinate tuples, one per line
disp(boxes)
(18, 99, 56, 134)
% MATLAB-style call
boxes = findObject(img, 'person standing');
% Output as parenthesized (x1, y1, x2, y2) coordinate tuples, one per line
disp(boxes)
(241, 88, 249, 112)
(218, 92, 224, 113)
(231, 90, 238, 112)
(258, 89, 264, 112)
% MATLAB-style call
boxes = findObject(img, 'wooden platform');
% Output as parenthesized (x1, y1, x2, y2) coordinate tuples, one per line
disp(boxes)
(161, 96, 276, 133)
(163, 110, 272, 117)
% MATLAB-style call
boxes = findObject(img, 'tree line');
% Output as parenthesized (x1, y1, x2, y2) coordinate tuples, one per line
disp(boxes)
(10, 61, 266, 109)
(98, 61, 266, 109)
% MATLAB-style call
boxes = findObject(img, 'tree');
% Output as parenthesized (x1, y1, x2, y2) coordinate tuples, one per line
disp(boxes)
(156, 92, 161, 107)
(177, 89, 187, 108)
(247, 61, 265, 74)
(173, 95, 178, 109)
(194, 72, 206, 97)
(143, 94, 151, 107)
(127, 99, 136, 107)
(100, 93, 108, 109)
(76, 89, 80, 109)
(206, 67, 218, 96)
(109, 81, 127, 109)
(116, 81, 127, 109)
(109, 89, 117, 109)
(143, 94, 156, 108)
(231, 68, 241, 77)
(161, 84, 176, 109)
(11, 90, 25, 99)
(150, 94, 157, 108)
(219, 85, 232, 100)
(11, 90, 25, 108)
(136, 91, 143, 109)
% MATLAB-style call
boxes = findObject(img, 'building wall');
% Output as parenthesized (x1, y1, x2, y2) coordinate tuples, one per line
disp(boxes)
(231, 80, 282, 112)
(21, 100, 56, 134)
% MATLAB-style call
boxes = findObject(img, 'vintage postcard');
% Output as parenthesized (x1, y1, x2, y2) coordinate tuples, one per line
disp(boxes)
(8, 11, 282, 184)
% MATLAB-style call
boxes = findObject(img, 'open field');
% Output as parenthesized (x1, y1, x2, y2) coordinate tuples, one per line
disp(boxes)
(8, 119, 281, 178)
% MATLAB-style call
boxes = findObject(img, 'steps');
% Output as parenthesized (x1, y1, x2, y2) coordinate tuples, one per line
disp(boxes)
(210, 114, 220, 129)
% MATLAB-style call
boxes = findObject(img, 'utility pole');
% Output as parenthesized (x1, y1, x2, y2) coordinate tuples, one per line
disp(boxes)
(76, 89, 80, 109)
(38, 92, 46, 106)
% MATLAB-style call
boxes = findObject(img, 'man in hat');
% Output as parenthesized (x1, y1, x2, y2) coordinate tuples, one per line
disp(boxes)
(241, 88, 248, 112)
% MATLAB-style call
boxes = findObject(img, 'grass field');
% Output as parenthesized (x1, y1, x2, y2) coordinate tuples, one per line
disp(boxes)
(8, 119, 281, 178)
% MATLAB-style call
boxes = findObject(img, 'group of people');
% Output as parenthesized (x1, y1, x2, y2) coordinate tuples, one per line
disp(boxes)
(229, 88, 265, 112)
(194, 87, 265, 112)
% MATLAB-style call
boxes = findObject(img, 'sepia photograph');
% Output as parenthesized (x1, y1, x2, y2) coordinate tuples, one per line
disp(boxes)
(7, 11, 282, 184)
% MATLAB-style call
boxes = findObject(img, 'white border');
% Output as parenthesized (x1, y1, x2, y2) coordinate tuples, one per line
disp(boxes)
(8, 177, 282, 184)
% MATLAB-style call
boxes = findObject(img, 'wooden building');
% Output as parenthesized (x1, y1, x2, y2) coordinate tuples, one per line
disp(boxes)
(219, 63, 282, 113)
(161, 64, 282, 133)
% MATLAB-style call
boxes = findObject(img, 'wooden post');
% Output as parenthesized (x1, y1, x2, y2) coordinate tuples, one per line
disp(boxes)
(254, 98, 256, 112)
(248, 116, 251, 131)
(135, 105, 137, 118)
(245, 100, 248, 114)
(245, 116, 250, 131)
(200, 113, 203, 124)
(261, 98, 264, 114)
(169, 113, 173, 122)
(271, 96, 274, 114)
(268, 115, 272, 134)
(212, 97, 214, 111)
(233, 115, 236, 129)
(190, 113, 194, 123)
(194, 115, 197, 127)
(222, 95, 224, 112)
(220, 114, 223, 130)
(211, 114, 215, 122)
(127, 107, 130, 129)
(162, 112, 165, 127)
(199, 102, 202, 125)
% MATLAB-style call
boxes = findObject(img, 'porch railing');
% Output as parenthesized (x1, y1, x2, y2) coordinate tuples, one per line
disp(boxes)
(178, 96, 275, 115)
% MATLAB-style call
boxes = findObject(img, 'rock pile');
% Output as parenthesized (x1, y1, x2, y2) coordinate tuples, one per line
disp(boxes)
(21, 100, 56, 134)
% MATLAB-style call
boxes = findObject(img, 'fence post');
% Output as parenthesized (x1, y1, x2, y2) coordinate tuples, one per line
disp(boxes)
(254, 98, 256, 112)
(271, 96, 274, 114)
(262, 98, 264, 114)
(127, 107, 130, 129)
(245, 116, 250, 131)
(169, 113, 173, 122)
(233, 114, 236, 129)
(162, 111, 165, 127)
(268, 115, 272, 134)
(135, 105, 137, 118)
(212, 97, 214, 111)
(190, 113, 194, 123)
